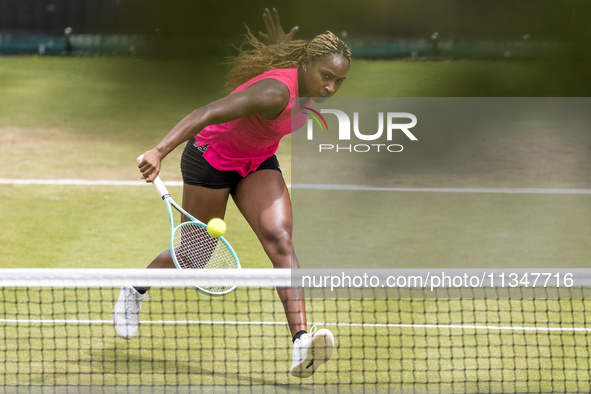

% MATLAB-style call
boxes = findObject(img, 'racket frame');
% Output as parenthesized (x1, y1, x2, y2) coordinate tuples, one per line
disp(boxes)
(138, 155, 240, 296)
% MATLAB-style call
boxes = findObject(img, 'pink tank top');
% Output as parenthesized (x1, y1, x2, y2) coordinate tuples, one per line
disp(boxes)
(195, 68, 311, 177)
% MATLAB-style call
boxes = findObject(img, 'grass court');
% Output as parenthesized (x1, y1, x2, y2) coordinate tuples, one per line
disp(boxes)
(1, 55, 591, 391)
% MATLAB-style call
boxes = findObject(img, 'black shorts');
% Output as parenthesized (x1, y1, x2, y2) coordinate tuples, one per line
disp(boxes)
(180, 139, 281, 190)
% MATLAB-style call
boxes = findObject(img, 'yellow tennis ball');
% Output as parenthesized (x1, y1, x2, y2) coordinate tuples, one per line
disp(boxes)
(207, 218, 226, 238)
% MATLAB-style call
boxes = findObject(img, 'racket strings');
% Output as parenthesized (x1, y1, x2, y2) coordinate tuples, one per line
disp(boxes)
(172, 223, 237, 293)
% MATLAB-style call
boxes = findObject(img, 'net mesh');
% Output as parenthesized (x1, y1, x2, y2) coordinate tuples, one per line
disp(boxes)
(2, 269, 591, 393)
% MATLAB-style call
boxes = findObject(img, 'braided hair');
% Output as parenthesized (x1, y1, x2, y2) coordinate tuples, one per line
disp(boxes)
(226, 29, 351, 91)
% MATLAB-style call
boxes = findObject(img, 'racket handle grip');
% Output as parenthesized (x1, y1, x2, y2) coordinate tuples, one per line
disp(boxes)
(137, 154, 170, 198)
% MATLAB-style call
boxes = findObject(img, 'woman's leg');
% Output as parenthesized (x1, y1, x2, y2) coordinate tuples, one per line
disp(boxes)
(231, 170, 307, 336)
(146, 184, 231, 269)
(115, 183, 231, 340)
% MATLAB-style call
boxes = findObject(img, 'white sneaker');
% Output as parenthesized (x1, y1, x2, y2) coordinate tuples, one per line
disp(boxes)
(290, 326, 334, 378)
(112, 286, 148, 340)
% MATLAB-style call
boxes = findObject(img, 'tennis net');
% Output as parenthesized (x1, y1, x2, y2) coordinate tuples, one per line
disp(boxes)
(1, 268, 591, 393)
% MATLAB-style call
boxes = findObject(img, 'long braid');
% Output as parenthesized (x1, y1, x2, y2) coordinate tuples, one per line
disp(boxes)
(226, 29, 351, 91)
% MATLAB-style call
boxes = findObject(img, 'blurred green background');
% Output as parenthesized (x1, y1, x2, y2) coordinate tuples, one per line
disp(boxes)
(3, 1, 591, 94)
(0, 2, 586, 59)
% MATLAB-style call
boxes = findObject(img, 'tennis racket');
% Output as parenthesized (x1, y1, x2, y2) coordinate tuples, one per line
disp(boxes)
(137, 154, 240, 295)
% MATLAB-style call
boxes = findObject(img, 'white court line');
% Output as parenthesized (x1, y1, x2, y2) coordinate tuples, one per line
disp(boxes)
(1, 179, 591, 195)
(291, 183, 591, 195)
(0, 179, 183, 187)
(2, 319, 591, 332)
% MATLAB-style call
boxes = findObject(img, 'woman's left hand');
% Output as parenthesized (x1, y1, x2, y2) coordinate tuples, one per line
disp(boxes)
(258, 8, 298, 46)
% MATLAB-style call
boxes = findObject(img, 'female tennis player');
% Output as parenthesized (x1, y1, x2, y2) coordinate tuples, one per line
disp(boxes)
(113, 9, 350, 378)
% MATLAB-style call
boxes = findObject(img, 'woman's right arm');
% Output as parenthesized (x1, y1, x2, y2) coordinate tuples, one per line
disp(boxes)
(138, 78, 290, 182)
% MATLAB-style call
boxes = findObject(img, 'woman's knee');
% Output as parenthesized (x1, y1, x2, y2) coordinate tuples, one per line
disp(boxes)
(261, 226, 293, 258)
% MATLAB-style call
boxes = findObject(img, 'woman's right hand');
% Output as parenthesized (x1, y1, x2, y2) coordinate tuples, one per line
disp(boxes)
(138, 149, 162, 183)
